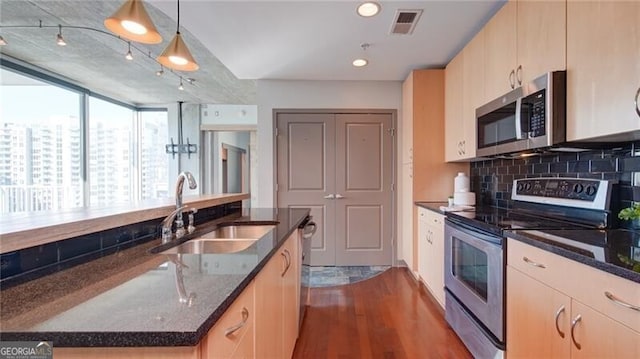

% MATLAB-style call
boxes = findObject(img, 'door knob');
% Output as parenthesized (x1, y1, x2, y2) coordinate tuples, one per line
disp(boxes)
(323, 194, 335, 199)
(335, 194, 345, 199)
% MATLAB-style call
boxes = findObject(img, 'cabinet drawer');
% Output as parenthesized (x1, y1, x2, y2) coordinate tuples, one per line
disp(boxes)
(201, 281, 255, 359)
(508, 238, 640, 333)
(418, 207, 444, 227)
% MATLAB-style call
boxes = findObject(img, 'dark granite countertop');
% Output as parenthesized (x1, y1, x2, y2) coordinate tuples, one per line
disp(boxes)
(0, 208, 310, 347)
(414, 201, 448, 214)
(507, 228, 640, 284)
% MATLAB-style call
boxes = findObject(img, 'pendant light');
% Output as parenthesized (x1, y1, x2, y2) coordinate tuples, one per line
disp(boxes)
(104, 0, 162, 44)
(157, 0, 199, 72)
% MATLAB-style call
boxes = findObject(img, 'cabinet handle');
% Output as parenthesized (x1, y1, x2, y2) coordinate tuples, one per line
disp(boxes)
(522, 256, 546, 268)
(634, 86, 640, 117)
(335, 194, 345, 199)
(224, 307, 249, 337)
(323, 194, 335, 199)
(509, 69, 516, 89)
(281, 249, 291, 277)
(516, 65, 522, 86)
(604, 291, 640, 312)
(554, 305, 566, 338)
(570, 314, 582, 350)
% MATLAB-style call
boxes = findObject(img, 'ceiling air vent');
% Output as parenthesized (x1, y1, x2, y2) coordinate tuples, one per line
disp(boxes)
(390, 9, 423, 35)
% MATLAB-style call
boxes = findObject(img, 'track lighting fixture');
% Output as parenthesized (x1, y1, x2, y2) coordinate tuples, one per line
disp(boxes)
(0, 35, 6, 46)
(104, 0, 162, 44)
(56, 25, 66, 46)
(178, 78, 184, 91)
(157, 0, 199, 72)
(156, 65, 164, 76)
(125, 42, 133, 60)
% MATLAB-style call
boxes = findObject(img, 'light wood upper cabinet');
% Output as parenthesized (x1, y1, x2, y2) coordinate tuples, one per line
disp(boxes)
(483, 0, 566, 102)
(516, 0, 566, 85)
(484, 0, 517, 101)
(445, 29, 483, 163)
(461, 29, 484, 160)
(445, 52, 464, 162)
(566, 0, 640, 141)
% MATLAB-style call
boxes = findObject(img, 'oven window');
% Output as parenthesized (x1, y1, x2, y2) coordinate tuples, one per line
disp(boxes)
(452, 237, 488, 301)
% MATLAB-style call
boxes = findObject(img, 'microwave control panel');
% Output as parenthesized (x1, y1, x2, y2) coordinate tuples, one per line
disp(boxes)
(522, 90, 546, 138)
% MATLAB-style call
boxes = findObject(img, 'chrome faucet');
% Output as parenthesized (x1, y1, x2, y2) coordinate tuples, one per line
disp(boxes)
(161, 171, 197, 244)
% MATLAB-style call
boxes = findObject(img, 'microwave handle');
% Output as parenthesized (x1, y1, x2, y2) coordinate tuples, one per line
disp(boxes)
(515, 97, 527, 140)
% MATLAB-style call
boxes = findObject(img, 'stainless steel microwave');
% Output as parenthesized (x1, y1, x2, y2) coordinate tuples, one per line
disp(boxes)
(476, 71, 566, 157)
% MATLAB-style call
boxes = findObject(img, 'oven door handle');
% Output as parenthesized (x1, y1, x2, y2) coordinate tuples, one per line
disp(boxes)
(515, 97, 527, 140)
(445, 218, 503, 246)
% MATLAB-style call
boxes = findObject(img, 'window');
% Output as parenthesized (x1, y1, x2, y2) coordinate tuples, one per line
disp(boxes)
(0, 69, 83, 213)
(0, 65, 169, 214)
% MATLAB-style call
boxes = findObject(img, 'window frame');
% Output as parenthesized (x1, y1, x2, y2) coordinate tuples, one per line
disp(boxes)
(1, 58, 168, 210)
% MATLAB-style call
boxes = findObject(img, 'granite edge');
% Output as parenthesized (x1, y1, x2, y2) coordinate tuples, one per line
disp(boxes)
(0, 209, 312, 347)
(414, 201, 448, 214)
(506, 230, 640, 284)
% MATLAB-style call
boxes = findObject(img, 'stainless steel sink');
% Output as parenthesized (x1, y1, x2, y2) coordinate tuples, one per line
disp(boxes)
(197, 225, 275, 240)
(161, 238, 259, 254)
(160, 225, 275, 254)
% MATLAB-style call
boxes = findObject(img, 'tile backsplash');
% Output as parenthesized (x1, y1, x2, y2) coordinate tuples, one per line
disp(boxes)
(0, 201, 242, 286)
(471, 141, 640, 220)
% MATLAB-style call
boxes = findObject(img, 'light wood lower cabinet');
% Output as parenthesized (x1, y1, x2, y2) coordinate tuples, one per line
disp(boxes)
(506, 238, 640, 359)
(55, 232, 301, 359)
(201, 281, 255, 359)
(255, 231, 299, 359)
(417, 207, 445, 308)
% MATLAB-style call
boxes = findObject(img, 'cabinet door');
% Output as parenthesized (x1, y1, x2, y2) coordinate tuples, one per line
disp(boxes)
(426, 213, 445, 307)
(401, 72, 414, 165)
(201, 281, 255, 359)
(484, 0, 517, 101)
(566, 0, 640, 141)
(282, 232, 300, 359)
(516, 0, 566, 85)
(417, 211, 429, 283)
(255, 246, 284, 358)
(445, 52, 464, 162)
(461, 29, 484, 160)
(506, 266, 571, 359)
(571, 300, 640, 359)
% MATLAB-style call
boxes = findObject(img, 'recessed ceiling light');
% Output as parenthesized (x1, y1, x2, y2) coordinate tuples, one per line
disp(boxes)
(357, 2, 381, 17)
(352, 58, 368, 67)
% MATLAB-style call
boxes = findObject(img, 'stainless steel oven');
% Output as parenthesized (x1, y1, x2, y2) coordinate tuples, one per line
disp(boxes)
(444, 219, 505, 358)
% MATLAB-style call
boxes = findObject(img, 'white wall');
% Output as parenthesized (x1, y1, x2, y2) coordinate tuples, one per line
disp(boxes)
(201, 104, 257, 125)
(255, 80, 402, 208)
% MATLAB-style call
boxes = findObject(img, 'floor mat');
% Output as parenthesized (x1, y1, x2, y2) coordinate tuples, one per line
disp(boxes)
(309, 266, 391, 287)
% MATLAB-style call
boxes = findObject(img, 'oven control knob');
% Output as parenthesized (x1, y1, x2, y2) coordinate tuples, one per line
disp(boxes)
(585, 185, 597, 196)
(573, 183, 584, 194)
(524, 183, 532, 191)
(517, 183, 524, 192)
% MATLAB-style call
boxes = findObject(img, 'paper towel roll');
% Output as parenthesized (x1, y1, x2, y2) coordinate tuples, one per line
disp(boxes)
(453, 191, 475, 206)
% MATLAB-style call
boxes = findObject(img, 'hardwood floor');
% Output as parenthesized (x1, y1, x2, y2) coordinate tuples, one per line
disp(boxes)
(293, 267, 472, 359)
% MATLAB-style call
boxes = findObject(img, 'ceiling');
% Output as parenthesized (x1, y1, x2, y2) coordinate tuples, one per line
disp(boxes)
(0, 0, 504, 106)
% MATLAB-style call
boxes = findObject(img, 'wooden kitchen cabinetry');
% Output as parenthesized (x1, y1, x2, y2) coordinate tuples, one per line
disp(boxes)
(255, 231, 299, 359)
(483, 0, 566, 102)
(417, 207, 445, 308)
(506, 238, 640, 359)
(201, 281, 255, 359)
(566, 0, 640, 141)
(445, 30, 483, 162)
(402, 70, 467, 272)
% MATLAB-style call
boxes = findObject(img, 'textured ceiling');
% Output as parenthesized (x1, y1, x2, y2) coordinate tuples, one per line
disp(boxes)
(0, 0, 256, 106)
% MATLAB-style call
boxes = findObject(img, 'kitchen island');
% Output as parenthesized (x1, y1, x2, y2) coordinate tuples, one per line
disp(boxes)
(0, 205, 309, 356)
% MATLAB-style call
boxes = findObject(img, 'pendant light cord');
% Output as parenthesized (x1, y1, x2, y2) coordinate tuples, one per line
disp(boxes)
(176, 0, 181, 34)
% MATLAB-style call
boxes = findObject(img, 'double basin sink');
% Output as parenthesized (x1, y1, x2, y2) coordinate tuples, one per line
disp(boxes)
(159, 224, 276, 254)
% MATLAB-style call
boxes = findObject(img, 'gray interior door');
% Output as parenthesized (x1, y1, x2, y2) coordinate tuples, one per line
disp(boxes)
(334, 113, 393, 265)
(277, 111, 394, 266)
(277, 113, 335, 265)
